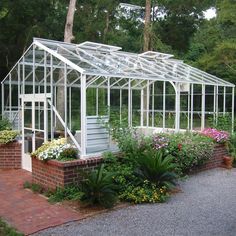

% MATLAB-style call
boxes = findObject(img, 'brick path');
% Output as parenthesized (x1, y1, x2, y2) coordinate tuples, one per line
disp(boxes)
(0, 169, 83, 235)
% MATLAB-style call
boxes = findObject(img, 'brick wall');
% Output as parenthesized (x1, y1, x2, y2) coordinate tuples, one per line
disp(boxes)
(32, 157, 103, 190)
(0, 141, 21, 169)
(191, 144, 228, 173)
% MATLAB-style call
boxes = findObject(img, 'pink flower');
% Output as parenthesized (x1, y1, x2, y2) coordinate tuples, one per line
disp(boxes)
(200, 128, 229, 143)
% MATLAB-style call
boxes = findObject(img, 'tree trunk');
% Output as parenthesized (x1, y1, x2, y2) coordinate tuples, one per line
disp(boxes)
(143, 0, 151, 52)
(103, 11, 110, 42)
(56, 0, 76, 130)
(143, 0, 152, 126)
(64, 0, 76, 43)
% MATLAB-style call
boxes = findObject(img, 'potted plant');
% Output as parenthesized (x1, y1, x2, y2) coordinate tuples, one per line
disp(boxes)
(223, 156, 233, 169)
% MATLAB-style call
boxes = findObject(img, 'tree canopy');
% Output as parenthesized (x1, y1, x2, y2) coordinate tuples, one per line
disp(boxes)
(0, 0, 235, 84)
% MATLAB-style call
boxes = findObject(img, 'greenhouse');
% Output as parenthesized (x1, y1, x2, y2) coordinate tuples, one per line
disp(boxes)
(1, 38, 235, 170)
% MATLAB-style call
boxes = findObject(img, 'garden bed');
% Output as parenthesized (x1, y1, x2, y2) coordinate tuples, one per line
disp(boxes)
(0, 141, 21, 169)
(32, 143, 228, 191)
(32, 156, 103, 190)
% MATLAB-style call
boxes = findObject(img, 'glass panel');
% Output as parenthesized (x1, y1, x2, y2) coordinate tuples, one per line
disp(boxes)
(35, 102, 44, 130)
(24, 129, 33, 154)
(24, 102, 32, 128)
(35, 131, 44, 150)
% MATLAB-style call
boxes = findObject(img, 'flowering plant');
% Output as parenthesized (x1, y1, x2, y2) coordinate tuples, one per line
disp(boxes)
(152, 135, 169, 150)
(31, 138, 78, 161)
(200, 128, 229, 143)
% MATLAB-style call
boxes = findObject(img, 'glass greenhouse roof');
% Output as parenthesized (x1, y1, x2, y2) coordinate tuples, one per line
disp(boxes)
(2, 38, 234, 88)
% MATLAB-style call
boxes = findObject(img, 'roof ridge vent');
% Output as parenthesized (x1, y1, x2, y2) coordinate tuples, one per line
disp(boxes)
(139, 51, 174, 60)
(78, 41, 122, 52)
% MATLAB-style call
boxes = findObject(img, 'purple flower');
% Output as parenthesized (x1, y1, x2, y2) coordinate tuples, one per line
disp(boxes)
(152, 135, 169, 150)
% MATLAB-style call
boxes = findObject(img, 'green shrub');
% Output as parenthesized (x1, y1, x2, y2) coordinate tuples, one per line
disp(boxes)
(0, 116, 11, 131)
(227, 133, 236, 167)
(103, 152, 140, 194)
(208, 114, 232, 132)
(136, 149, 177, 189)
(120, 181, 169, 204)
(23, 181, 43, 193)
(0, 130, 19, 144)
(80, 164, 118, 208)
(48, 185, 83, 203)
(57, 147, 78, 161)
(0, 218, 23, 236)
(162, 133, 214, 173)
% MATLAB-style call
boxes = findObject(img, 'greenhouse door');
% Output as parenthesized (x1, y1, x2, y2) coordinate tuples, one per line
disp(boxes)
(20, 94, 50, 172)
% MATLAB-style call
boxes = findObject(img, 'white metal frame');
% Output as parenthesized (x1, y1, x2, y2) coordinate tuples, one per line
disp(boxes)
(1, 38, 235, 158)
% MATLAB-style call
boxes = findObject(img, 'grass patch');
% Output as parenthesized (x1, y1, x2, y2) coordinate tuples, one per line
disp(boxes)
(0, 218, 23, 236)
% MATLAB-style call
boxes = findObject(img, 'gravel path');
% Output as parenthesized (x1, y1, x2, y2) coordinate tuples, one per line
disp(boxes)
(33, 168, 236, 236)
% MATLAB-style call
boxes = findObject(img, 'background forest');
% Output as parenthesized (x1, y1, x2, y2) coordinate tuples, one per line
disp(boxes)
(0, 0, 235, 84)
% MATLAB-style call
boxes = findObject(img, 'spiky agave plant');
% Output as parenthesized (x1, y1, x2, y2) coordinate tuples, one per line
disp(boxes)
(136, 149, 178, 189)
(80, 164, 118, 208)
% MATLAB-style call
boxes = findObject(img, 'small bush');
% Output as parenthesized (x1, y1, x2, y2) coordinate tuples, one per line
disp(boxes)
(80, 164, 118, 208)
(0, 130, 19, 144)
(23, 181, 43, 193)
(136, 149, 177, 189)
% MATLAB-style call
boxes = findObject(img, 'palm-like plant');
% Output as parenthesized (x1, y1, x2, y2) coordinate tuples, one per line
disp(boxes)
(80, 164, 118, 208)
(136, 149, 178, 189)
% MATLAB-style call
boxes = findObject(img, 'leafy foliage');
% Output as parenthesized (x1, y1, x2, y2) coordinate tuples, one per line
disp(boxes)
(120, 181, 169, 204)
(0, 130, 19, 144)
(227, 133, 236, 167)
(57, 147, 78, 161)
(208, 114, 233, 133)
(136, 149, 177, 189)
(80, 164, 118, 208)
(0, 218, 23, 236)
(0, 116, 11, 131)
(162, 132, 214, 173)
(48, 185, 83, 203)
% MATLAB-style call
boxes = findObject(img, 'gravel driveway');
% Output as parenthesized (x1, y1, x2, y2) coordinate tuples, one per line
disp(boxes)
(33, 168, 236, 236)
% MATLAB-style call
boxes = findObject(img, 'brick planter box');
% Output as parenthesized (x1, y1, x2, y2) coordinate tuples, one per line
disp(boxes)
(32, 157, 103, 190)
(191, 143, 228, 173)
(0, 141, 21, 169)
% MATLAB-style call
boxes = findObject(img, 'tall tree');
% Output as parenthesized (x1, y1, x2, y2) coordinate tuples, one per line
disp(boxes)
(56, 0, 76, 130)
(64, 0, 76, 42)
(186, 0, 236, 83)
(143, 0, 151, 51)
